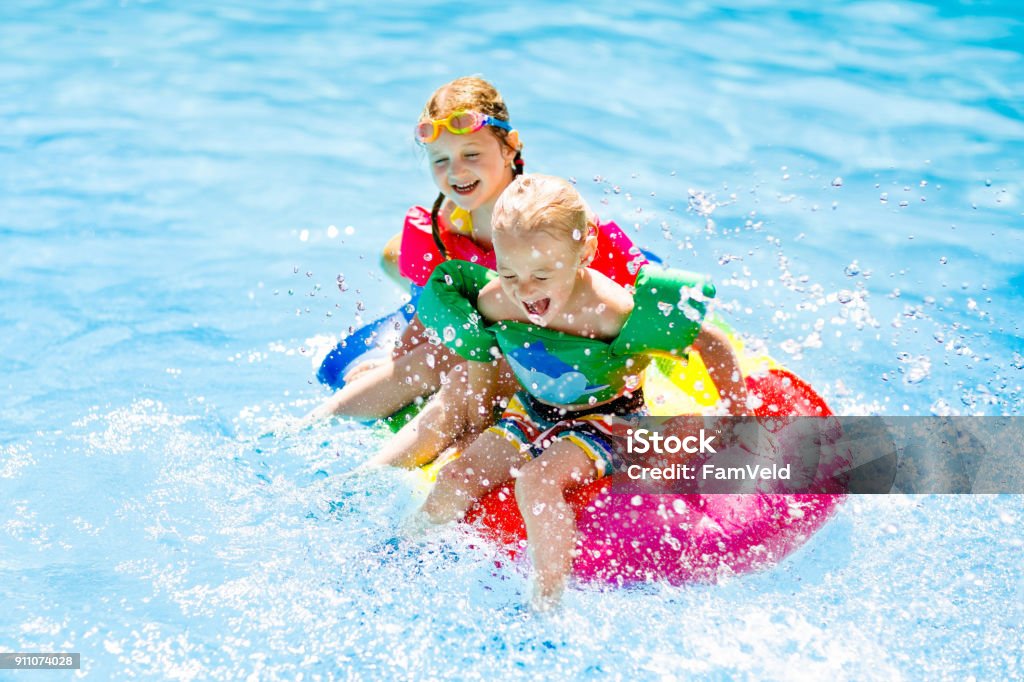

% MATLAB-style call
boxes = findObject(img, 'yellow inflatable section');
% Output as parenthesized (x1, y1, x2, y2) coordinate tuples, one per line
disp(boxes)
(641, 312, 780, 415)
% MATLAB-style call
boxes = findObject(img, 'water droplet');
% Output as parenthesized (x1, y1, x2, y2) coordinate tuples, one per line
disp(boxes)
(831, 177, 843, 187)
(423, 253, 433, 262)
(572, 229, 582, 241)
(344, 225, 355, 236)
(985, 179, 992, 187)
(837, 290, 854, 304)
(905, 357, 931, 384)
(939, 256, 948, 265)
(844, 261, 861, 277)
(443, 326, 456, 343)
(336, 275, 348, 292)
(879, 193, 888, 203)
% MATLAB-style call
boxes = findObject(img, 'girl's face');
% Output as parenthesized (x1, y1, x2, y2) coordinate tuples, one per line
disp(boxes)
(425, 128, 517, 214)
(493, 227, 587, 327)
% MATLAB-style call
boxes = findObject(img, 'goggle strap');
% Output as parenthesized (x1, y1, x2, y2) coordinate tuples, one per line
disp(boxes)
(483, 116, 512, 132)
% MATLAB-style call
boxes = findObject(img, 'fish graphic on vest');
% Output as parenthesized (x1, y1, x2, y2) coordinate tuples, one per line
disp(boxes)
(503, 341, 609, 404)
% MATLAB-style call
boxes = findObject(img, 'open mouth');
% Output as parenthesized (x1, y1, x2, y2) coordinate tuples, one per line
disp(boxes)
(451, 180, 480, 196)
(522, 298, 550, 319)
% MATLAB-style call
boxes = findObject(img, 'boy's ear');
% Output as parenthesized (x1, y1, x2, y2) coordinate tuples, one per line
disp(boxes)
(581, 228, 598, 267)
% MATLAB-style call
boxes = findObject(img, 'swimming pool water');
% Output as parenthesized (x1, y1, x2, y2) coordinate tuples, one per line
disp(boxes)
(2, 1, 1022, 679)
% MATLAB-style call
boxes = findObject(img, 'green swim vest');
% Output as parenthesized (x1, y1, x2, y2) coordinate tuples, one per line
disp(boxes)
(418, 261, 715, 406)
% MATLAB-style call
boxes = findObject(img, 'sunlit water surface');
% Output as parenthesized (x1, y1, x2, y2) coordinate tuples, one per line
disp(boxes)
(2, 1, 1022, 679)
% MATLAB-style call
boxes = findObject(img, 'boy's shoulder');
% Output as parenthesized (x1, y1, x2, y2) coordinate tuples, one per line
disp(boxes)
(586, 269, 634, 339)
(477, 277, 517, 322)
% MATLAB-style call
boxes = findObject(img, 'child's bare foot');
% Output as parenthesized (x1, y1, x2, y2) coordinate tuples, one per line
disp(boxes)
(529, 574, 566, 612)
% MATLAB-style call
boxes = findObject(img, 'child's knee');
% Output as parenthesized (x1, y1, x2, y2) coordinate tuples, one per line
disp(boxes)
(514, 458, 561, 505)
(435, 458, 473, 491)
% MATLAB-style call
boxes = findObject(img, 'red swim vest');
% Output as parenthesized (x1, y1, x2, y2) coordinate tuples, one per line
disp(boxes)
(397, 205, 647, 287)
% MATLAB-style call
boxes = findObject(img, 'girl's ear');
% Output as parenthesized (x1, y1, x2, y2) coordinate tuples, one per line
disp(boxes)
(505, 130, 521, 159)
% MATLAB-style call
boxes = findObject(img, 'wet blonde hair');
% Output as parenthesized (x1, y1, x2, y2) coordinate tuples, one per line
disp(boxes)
(493, 175, 598, 252)
(419, 76, 524, 258)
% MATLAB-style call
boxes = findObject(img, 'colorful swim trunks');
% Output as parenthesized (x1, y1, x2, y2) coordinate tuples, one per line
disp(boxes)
(487, 389, 647, 477)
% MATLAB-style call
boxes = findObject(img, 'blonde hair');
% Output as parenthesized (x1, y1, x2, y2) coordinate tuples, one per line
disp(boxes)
(419, 76, 524, 258)
(493, 175, 597, 248)
(420, 76, 517, 153)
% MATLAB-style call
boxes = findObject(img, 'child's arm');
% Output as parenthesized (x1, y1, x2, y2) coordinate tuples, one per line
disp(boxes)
(380, 232, 405, 287)
(691, 323, 749, 415)
(360, 357, 504, 469)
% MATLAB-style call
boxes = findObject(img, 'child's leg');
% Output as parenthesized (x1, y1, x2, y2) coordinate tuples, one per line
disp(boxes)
(419, 430, 523, 524)
(367, 359, 518, 469)
(514, 441, 599, 609)
(306, 342, 457, 421)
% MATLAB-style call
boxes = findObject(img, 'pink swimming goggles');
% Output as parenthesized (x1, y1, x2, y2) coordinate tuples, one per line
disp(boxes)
(415, 110, 512, 144)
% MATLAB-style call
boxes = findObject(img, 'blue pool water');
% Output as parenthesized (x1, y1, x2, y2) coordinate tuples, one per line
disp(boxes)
(2, 1, 1022, 678)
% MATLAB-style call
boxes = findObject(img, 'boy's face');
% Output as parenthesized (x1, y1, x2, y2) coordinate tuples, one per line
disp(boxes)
(493, 227, 585, 327)
(425, 128, 516, 213)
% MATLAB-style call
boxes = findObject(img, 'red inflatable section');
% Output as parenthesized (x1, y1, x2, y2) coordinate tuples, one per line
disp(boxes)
(463, 368, 844, 584)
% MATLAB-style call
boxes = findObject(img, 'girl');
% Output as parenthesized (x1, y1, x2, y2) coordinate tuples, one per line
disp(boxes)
(308, 77, 647, 467)
(413, 175, 748, 609)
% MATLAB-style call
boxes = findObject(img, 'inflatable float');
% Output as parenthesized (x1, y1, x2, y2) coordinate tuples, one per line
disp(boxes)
(319, 302, 844, 585)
